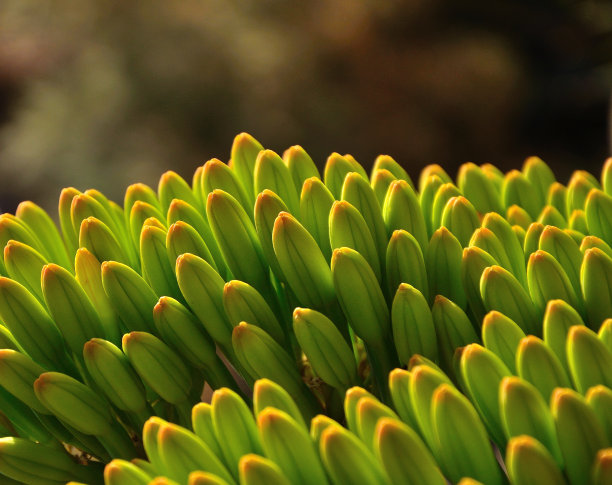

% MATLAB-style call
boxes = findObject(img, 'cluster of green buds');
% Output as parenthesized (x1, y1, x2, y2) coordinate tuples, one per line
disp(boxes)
(0, 132, 610, 485)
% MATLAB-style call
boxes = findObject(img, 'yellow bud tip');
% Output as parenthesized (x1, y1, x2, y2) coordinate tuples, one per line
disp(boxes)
(388, 368, 408, 383)
(33, 372, 52, 392)
(82, 339, 102, 358)
(551, 388, 573, 408)
(432, 383, 454, 404)
(153, 297, 169, 314)
(292, 307, 306, 320)
(508, 435, 537, 454)
(433, 294, 449, 305)
(500, 376, 521, 393)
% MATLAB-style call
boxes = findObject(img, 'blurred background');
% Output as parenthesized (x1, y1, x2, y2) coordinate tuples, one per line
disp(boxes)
(0, 0, 611, 215)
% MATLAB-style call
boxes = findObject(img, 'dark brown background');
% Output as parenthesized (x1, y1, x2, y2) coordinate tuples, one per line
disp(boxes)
(0, 0, 610, 215)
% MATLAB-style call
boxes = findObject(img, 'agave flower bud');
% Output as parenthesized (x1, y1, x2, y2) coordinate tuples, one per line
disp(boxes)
(104, 459, 151, 485)
(15, 201, 72, 270)
(158, 170, 200, 217)
(74, 248, 121, 345)
(585, 188, 612, 246)
(341, 172, 388, 268)
(191, 402, 225, 461)
(344, 386, 375, 435)
(252, 378, 306, 429)
(283, 145, 320, 194)
(320, 424, 389, 485)
(513, 224, 526, 245)
(508, 205, 533, 231)
(537, 205, 567, 228)
(258, 408, 329, 485)
(427, 227, 466, 308)
(461, 246, 497, 325)
(523, 222, 544, 260)
(523, 156, 556, 206)
(273, 212, 337, 313)
(79, 217, 134, 269)
(207, 189, 270, 296)
(232, 322, 319, 421)
(481, 163, 504, 188)
(431, 183, 462, 233)
(42, 263, 106, 358)
(480, 265, 540, 335)
(0, 349, 48, 414)
(374, 417, 445, 485)
(254, 150, 300, 217)
(505, 435, 565, 485)
(592, 449, 612, 485)
(324, 153, 366, 199)
(293, 308, 357, 392)
(371, 169, 397, 208)
(391, 283, 437, 364)
(224, 280, 284, 344)
(581, 235, 612, 258)
(502, 170, 541, 219)
(142, 417, 169, 475)
(123, 331, 191, 408)
(298, 177, 335, 262)
(586, 385, 612, 443)
(538, 225, 582, 296)
(101, 261, 157, 334)
(457, 162, 503, 215)
(124, 181, 161, 219)
(231, 133, 264, 201)
(382, 179, 428, 254)
(546, 181, 567, 214)
(212, 388, 263, 478)
(470, 225, 515, 278)
(0, 276, 74, 373)
(567, 325, 612, 393)
(581, 248, 612, 328)
(409, 365, 453, 450)
(0, 214, 46, 264)
(419, 174, 444, 238)
(481, 311, 525, 373)
(83, 338, 148, 423)
(253, 189, 289, 281)
(58, 187, 81, 257)
(431, 384, 504, 485)
(516, 336, 571, 401)
(189, 471, 231, 485)
(600, 319, 612, 353)
(431, 295, 478, 372)
(310, 415, 341, 448)
(387, 368, 418, 430)
(500, 377, 563, 466)
(568, 210, 588, 235)
(527, 250, 583, 316)
(552, 388, 608, 485)
(4, 239, 47, 303)
(167, 198, 225, 273)
(176, 253, 234, 355)
(330, 200, 381, 281)
(460, 344, 511, 447)
(71, 193, 123, 245)
(0, 437, 103, 485)
(567, 170, 600, 214)
(418, 164, 452, 192)
(440, 196, 480, 248)
(374, 154, 415, 187)
(166, 221, 216, 272)
(129, 200, 166, 249)
(386, 230, 427, 302)
(354, 396, 397, 450)
(238, 453, 291, 485)
(157, 421, 235, 485)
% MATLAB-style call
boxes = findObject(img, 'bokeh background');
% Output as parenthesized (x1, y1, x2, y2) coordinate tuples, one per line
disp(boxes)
(0, 0, 611, 215)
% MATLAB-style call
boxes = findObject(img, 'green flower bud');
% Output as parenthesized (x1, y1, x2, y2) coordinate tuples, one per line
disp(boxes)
(502, 170, 541, 219)
(253, 378, 306, 430)
(552, 388, 608, 485)
(254, 189, 289, 281)
(457, 162, 503, 215)
(254, 150, 300, 217)
(418, 164, 452, 193)
(505, 435, 565, 485)
(523, 222, 544, 261)
(166, 221, 217, 273)
(320, 424, 389, 485)
(586, 188, 612, 246)
(122, 332, 191, 405)
(461, 246, 497, 325)
(191, 402, 225, 463)
(481, 163, 504, 190)
(212, 388, 263, 478)
(0, 214, 46, 263)
(158, 170, 200, 217)
(374, 154, 415, 188)
(354, 396, 397, 450)
(140, 225, 182, 300)
(441, 196, 480, 247)
(592, 449, 612, 485)
(388, 368, 418, 431)
(539, 225, 582, 298)
(391, 283, 437, 364)
(299, 177, 334, 261)
(383, 180, 428, 254)
(293, 307, 357, 392)
(427, 227, 466, 309)
(324, 153, 367, 200)
(188, 471, 231, 485)
(3, 239, 47, 303)
(482, 310, 525, 373)
(547, 181, 567, 217)
(157, 421, 235, 485)
(101, 261, 157, 334)
(581, 248, 612, 329)
(386, 229, 428, 302)
(374, 417, 445, 485)
(283, 145, 320, 195)
(238, 454, 291, 485)
(258, 408, 329, 485)
(586, 386, 612, 444)
(516, 336, 571, 402)
(469, 226, 515, 277)
(104, 459, 151, 485)
(0, 349, 47, 414)
(500, 377, 563, 466)
(523, 156, 556, 207)
(506, 204, 533, 230)
(480, 265, 540, 335)
(569, 209, 589, 234)
(129, 200, 166, 249)
(231, 132, 264, 203)
(567, 325, 612, 393)
(79, 217, 134, 269)
(343, 386, 375, 435)
(580, 235, 612, 257)
(600, 319, 612, 354)
(58, 187, 81, 258)
(419, 175, 444, 238)
(124, 182, 162, 222)
(537, 205, 567, 228)
(567, 170, 600, 215)
(432, 384, 504, 485)
(371, 169, 397, 208)
(330, 200, 380, 281)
